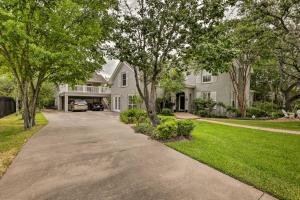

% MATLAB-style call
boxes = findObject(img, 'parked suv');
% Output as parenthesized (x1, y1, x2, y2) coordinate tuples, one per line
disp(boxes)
(68, 99, 88, 111)
(91, 103, 104, 111)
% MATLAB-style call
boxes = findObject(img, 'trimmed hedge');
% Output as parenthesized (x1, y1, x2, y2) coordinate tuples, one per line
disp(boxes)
(154, 120, 195, 140)
(154, 121, 178, 140)
(120, 109, 147, 124)
(160, 108, 174, 116)
(177, 120, 195, 137)
(133, 122, 154, 135)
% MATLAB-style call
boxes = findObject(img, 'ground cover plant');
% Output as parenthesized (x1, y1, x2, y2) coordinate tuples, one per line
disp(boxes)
(0, 113, 47, 177)
(167, 121, 300, 200)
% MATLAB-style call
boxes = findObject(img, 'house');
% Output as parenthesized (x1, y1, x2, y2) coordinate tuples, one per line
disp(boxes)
(108, 62, 252, 113)
(56, 61, 252, 113)
(55, 72, 111, 112)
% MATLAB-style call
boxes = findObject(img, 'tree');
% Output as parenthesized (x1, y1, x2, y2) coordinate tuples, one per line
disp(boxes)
(0, 0, 115, 129)
(243, 0, 300, 110)
(159, 67, 185, 108)
(109, 0, 228, 126)
(188, 18, 263, 118)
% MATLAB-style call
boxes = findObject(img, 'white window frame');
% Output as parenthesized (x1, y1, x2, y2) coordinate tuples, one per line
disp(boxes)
(201, 91, 217, 102)
(121, 72, 128, 87)
(113, 95, 121, 112)
(128, 94, 137, 109)
(202, 70, 212, 83)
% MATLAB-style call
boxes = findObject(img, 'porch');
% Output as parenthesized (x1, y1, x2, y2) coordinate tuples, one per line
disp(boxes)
(57, 84, 111, 112)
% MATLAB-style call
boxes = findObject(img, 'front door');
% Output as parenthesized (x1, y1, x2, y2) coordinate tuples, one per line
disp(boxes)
(179, 94, 185, 111)
(113, 96, 121, 112)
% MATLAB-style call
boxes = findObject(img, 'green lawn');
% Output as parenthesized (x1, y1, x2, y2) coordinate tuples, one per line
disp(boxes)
(167, 121, 300, 200)
(0, 113, 48, 177)
(209, 118, 300, 131)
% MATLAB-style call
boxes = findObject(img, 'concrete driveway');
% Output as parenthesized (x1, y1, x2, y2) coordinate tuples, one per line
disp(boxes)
(0, 111, 276, 200)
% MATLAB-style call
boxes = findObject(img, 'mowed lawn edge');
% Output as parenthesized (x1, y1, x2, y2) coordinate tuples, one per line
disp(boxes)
(208, 118, 300, 131)
(166, 121, 300, 200)
(0, 113, 48, 177)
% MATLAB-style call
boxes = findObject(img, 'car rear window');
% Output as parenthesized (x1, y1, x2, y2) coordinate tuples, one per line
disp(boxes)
(74, 99, 87, 104)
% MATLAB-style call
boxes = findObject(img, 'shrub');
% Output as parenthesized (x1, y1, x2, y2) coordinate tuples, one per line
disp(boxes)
(160, 108, 173, 116)
(133, 123, 154, 135)
(247, 107, 269, 118)
(271, 111, 284, 119)
(154, 121, 177, 140)
(194, 110, 209, 117)
(120, 109, 147, 124)
(159, 115, 176, 123)
(177, 120, 195, 137)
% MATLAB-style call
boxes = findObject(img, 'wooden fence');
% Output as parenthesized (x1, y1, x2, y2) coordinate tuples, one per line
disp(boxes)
(0, 96, 16, 118)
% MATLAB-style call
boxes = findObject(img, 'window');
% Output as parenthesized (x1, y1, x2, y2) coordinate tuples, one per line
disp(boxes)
(128, 95, 137, 109)
(202, 70, 212, 83)
(121, 72, 127, 87)
(202, 91, 211, 100)
(201, 91, 217, 102)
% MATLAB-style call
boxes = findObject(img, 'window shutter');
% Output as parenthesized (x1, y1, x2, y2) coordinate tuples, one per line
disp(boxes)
(211, 92, 217, 102)
(126, 72, 128, 86)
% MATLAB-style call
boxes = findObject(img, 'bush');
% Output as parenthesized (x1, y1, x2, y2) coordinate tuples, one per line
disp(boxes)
(159, 115, 176, 123)
(154, 121, 177, 140)
(177, 120, 195, 137)
(133, 123, 154, 135)
(271, 111, 284, 119)
(120, 109, 147, 124)
(246, 107, 269, 118)
(194, 110, 209, 117)
(160, 108, 173, 116)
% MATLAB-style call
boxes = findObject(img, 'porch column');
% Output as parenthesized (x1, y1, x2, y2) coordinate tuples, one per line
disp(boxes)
(57, 96, 61, 110)
(64, 95, 68, 112)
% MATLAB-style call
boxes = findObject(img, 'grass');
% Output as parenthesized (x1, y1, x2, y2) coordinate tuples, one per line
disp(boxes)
(167, 121, 300, 200)
(209, 118, 300, 131)
(0, 113, 48, 177)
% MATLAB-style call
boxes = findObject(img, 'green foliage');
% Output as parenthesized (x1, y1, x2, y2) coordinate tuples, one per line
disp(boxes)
(154, 121, 178, 140)
(176, 120, 195, 137)
(167, 121, 300, 200)
(246, 107, 269, 118)
(160, 68, 185, 99)
(160, 108, 174, 116)
(109, 0, 227, 125)
(37, 82, 56, 108)
(158, 115, 176, 123)
(133, 123, 154, 135)
(271, 112, 284, 119)
(0, 0, 115, 128)
(193, 98, 218, 117)
(0, 75, 15, 97)
(120, 109, 147, 124)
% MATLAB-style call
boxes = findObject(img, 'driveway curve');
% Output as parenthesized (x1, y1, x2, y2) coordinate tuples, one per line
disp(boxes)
(0, 111, 276, 200)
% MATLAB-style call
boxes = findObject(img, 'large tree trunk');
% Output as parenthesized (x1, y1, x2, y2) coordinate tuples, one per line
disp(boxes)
(147, 82, 160, 126)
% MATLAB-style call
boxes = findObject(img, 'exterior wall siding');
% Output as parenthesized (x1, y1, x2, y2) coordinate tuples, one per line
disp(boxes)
(110, 63, 141, 112)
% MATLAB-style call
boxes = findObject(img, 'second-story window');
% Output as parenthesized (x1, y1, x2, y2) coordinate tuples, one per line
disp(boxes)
(202, 70, 212, 83)
(121, 72, 127, 87)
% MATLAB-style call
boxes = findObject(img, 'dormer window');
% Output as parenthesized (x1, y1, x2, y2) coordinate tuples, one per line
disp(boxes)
(121, 72, 127, 87)
(202, 70, 212, 83)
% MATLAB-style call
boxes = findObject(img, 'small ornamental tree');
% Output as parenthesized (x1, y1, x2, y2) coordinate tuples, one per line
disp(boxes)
(0, 0, 115, 129)
(109, 0, 229, 126)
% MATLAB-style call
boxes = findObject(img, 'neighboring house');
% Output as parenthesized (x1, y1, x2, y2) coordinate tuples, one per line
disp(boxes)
(56, 61, 252, 113)
(55, 72, 111, 112)
(108, 62, 252, 113)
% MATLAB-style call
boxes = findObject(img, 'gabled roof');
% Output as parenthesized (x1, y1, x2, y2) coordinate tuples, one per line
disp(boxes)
(108, 61, 134, 84)
(87, 72, 107, 84)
